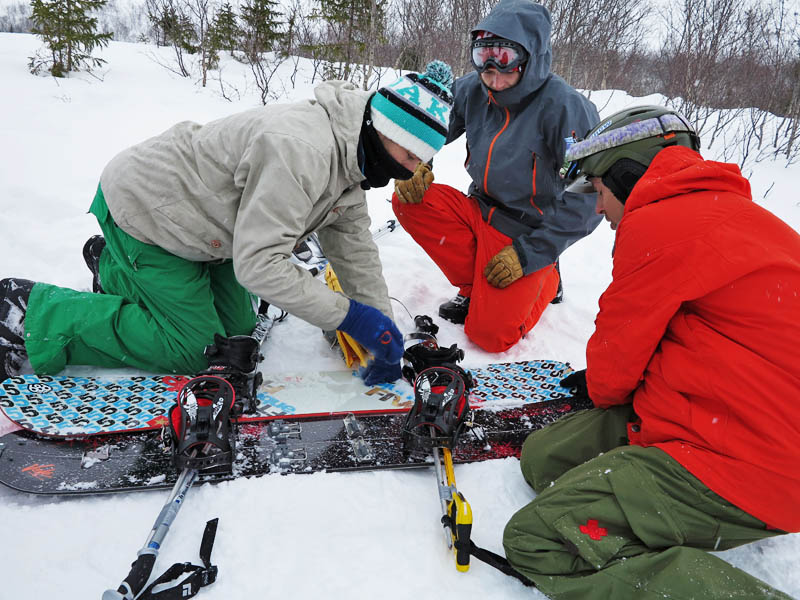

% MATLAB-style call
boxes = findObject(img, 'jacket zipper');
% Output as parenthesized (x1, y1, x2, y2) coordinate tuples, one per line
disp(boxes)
(530, 153, 543, 215)
(484, 91, 510, 197)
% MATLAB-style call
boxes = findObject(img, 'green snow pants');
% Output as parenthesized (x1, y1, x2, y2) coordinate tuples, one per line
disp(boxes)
(24, 185, 257, 374)
(503, 405, 792, 600)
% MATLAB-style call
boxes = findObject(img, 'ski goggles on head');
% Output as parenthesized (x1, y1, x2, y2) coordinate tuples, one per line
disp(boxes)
(470, 39, 528, 73)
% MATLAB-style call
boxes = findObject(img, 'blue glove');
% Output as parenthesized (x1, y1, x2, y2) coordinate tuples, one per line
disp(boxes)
(360, 359, 402, 385)
(338, 299, 403, 364)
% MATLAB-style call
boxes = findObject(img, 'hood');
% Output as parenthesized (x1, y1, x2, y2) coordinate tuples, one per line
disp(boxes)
(625, 146, 751, 216)
(472, 0, 552, 106)
(314, 80, 372, 183)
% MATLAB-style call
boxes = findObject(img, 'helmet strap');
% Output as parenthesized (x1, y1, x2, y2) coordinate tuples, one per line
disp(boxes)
(602, 159, 648, 204)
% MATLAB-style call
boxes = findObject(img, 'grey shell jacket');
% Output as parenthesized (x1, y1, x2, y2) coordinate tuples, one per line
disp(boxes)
(448, 0, 603, 275)
(99, 81, 392, 331)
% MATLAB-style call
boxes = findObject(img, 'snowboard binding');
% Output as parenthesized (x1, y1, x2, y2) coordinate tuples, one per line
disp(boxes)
(168, 376, 236, 473)
(199, 333, 263, 416)
(402, 365, 472, 453)
(401, 314, 465, 384)
(401, 314, 473, 454)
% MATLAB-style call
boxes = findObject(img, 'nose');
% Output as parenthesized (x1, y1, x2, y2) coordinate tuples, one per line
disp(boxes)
(595, 195, 604, 215)
(484, 70, 503, 90)
(402, 157, 419, 172)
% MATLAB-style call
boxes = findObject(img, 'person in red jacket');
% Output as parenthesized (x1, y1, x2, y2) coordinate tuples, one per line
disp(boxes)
(501, 105, 800, 599)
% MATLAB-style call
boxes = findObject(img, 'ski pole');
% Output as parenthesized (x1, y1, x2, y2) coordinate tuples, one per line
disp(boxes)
(371, 218, 398, 241)
(442, 446, 472, 572)
(102, 467, 199, 600)
(430, 426, 473, 572)
(430, 432, 454, 550)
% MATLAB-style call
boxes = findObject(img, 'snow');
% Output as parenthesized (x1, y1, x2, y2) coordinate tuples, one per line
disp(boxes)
(1, 31, 799, 599)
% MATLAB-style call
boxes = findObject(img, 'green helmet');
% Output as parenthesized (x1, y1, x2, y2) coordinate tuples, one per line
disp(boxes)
(563, 105, 700, 193)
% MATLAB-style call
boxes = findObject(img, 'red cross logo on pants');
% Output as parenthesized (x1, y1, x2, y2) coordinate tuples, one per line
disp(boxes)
(579, 519, 608, 540)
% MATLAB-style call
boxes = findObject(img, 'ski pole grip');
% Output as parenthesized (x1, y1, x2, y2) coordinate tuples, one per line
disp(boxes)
(102, 552, 156, 600)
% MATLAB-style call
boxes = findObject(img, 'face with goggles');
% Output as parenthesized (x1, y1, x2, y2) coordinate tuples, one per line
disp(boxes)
(471, 37, 528, 91)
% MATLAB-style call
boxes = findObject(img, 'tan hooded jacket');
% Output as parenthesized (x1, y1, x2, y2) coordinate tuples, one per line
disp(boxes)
(99, 81, 391, 331)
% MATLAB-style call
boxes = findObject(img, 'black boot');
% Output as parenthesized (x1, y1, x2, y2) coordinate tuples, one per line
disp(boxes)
(204, 333, 262, 373)
(202, 333, 264, 415)
(0, 278, 34, 381)
(550, 260, 564, 305)
(438, 294, 470, 325)
(82, 235, 106, 293)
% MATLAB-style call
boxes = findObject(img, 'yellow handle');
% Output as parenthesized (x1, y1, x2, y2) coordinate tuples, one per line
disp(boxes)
(443, 448, 472, 572)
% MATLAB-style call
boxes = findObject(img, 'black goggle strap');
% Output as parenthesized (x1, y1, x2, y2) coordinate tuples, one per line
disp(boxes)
(139, 518, 220, 600)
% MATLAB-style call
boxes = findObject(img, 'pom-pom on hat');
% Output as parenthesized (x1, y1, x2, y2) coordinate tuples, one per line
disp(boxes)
(370, 60, 455, 163)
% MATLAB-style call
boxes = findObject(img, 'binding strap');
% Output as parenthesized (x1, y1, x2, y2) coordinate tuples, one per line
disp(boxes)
(140, 518, 219, 600)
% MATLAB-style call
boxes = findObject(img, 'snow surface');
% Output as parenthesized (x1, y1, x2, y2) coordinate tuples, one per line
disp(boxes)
(0, 32, 798, 599)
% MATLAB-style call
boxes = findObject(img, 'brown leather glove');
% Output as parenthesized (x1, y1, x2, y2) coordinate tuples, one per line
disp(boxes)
(394, 162, 434, 204)
(484, 245, 523, 288)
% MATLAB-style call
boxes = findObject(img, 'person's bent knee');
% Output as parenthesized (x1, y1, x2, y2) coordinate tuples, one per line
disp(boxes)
(503, 502, 578, 582)
(464, 318, 522, 353)
(519, 408, 614, 493)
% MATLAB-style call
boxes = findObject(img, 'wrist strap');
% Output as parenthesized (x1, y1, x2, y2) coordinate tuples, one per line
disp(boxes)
(139, 519, 219, 600)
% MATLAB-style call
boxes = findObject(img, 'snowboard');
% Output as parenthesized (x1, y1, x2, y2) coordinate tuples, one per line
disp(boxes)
(0, 396, 581, 495)
(0, 360, 574, 438)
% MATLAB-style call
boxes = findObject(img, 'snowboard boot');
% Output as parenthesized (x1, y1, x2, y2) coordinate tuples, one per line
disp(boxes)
(202, 333, 264, 415)
(438, 294, 470, 325)
(82, 235, 106, 293)
(0, 278, 34, 381)
(550, 260, 563, 305)
(204, 333, 262, 373)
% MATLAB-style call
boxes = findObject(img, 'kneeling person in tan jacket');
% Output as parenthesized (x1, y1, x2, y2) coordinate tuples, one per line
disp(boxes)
(0, 62, 454, 386)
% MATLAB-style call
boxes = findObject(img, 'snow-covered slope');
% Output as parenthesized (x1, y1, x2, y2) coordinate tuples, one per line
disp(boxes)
(0, 32, 798, 599)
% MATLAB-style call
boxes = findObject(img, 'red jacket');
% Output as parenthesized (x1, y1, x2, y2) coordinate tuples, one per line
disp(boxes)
(586, 146, 800, 532)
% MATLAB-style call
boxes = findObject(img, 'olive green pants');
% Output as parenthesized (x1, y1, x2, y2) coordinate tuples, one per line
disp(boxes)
(503, 406, 792, 600)
(24, 185, 257, 374)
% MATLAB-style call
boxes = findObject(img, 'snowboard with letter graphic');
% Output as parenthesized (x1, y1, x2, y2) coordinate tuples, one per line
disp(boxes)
(0, 360, 573, 438)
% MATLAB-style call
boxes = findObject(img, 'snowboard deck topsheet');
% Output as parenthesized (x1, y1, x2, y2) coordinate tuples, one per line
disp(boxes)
(0, 360, 573, 438)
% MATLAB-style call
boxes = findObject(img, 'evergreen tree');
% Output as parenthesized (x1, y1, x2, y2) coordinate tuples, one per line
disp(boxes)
(240, 0, 282, 61)
(145, 0, 196, 77)
(309, 0, 386, 82)
(29, 0, 113, 77)
(211, 2, 240, 55)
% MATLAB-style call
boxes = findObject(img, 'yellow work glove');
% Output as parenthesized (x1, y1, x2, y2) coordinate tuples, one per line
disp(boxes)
(484, 245, 523, 288)
(394, 162, 434, 204)
(324, 264, 370, 368)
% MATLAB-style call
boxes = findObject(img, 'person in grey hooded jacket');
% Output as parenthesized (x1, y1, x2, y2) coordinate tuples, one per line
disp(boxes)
(0, 64, 455, 385)
(392, 0, 601, 353)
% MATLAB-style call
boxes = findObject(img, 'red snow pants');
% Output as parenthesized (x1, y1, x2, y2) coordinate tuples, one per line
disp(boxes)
(392, 183, 559, 353)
